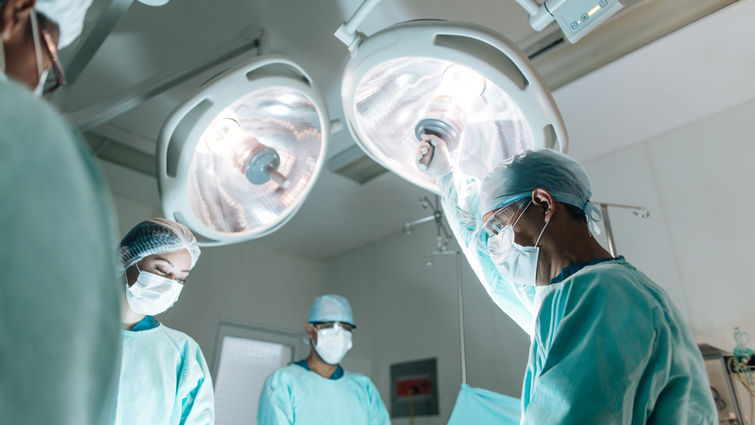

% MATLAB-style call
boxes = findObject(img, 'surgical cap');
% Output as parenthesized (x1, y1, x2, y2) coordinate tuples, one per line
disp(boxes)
(36, 0, 93, 48)
(480, 149, 601, 226)
(309, 295, 356, 328)
(118, 218, 201, 271)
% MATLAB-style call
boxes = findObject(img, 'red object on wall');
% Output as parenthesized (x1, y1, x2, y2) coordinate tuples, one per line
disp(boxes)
(396, 377, 432, 397)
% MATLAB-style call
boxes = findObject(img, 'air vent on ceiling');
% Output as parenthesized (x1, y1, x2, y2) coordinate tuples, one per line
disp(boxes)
(328, 143, 388, 184)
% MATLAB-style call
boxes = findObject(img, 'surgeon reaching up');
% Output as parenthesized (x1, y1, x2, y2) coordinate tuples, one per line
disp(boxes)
(114, 218, 215, 425)
(421, 139, 717, 424)
(258, 295, 391, 425)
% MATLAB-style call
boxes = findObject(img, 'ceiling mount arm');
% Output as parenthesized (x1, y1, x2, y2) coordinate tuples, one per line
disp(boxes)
(334, 0, 383, 56)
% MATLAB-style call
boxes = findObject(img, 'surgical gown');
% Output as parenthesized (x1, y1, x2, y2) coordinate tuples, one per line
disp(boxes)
(114, 320, 214, 425)
(439, 173, 717, 424)
(258, 362, 390, 425)
(0, 77, 121, 424)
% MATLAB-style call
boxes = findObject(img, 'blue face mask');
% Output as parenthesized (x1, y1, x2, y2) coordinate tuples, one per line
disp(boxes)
(486, 201, 549, 286)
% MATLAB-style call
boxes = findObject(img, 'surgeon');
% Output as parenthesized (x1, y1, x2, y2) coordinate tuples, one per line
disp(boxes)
(0, 0, 121, 424)
(258, 294, 390, 425)
(115, 218, 214, 425)
(421, 139, 717, 424)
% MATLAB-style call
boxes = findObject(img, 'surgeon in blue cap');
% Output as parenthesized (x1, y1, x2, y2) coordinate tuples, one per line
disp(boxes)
(421, 139, 717, 424)
(258, 295, 390, 425)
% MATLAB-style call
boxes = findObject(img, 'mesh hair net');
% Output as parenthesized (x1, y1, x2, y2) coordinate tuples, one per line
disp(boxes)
(36, 0, 93, 48)
(480, 149, 601, 231)
(118, 218, 201, 271)
(309, 294, 355, 327)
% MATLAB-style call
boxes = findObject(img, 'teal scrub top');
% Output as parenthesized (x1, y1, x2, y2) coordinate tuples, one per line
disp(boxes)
(114, 321, 214, 425)
(0, 77, 121, 425)
(439, 172, 717, 424)
(258, 363, 391, 425)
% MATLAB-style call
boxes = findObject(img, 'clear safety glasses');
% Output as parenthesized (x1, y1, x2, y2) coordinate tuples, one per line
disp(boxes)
(312, 322, 354, 333)
(478, 200, 531, 253)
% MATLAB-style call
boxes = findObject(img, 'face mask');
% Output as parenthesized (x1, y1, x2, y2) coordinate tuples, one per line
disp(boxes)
(125, 265, 184, 316)
(314, 324, 353, 365)
(488, 201, 550, 286)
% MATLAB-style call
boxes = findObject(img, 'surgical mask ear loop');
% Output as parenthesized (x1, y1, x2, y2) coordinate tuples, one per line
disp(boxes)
(0, 38, 5, 74)
(29, 10, 44, 84)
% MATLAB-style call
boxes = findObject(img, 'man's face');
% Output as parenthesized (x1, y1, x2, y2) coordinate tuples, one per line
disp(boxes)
(1, 2, 60, 89)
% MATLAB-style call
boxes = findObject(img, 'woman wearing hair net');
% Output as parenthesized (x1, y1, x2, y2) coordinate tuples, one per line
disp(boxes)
(1, 1, 122, 424)
(422, 140, 715, 424)
(114, 218, 214, 425)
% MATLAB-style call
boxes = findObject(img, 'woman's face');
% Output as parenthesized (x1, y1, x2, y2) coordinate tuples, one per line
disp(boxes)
(125, 249, 192, 287)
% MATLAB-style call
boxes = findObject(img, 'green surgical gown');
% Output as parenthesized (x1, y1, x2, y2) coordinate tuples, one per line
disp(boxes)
(439, 173, 717, 424)
(258, 363, 390, 425)
(0, 77, 121, 424)
(113, 323, 214, 425)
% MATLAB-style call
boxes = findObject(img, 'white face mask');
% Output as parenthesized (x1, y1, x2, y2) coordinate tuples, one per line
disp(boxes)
(314, 324, 353, 365)
(125, 265, 184, 316)
(487, 201, 550, 287)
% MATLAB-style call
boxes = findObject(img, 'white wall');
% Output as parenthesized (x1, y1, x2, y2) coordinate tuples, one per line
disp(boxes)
(582, 99, 755, 350)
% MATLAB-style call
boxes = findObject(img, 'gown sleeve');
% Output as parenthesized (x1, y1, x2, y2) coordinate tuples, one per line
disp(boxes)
(365, 379, 391, 425)
(257, 372, 294, 425)
(178, 341, 215, 425)
(439, 172, 537, 335)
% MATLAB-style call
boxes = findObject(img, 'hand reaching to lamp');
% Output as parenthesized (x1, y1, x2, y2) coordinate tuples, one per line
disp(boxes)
(416, 133, 456, 180)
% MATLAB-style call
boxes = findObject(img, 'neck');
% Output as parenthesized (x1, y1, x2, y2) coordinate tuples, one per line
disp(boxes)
(306, 349, 338, 378)
(120, 295, 146, 330)
(538, 225, 612, 285)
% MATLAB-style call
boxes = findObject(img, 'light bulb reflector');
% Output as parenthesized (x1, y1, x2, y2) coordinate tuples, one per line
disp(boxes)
(187, 86, 324, 235)
(350, 57, 534, 190)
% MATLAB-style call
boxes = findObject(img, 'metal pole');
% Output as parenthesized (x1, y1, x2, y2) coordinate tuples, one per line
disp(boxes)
(457, 252, 467, 384)
(599, 204, 617, 257)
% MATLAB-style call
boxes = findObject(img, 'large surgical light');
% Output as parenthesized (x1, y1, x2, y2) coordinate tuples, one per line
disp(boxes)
(157, 56, 329, 245)
(336, 9, 568, 194)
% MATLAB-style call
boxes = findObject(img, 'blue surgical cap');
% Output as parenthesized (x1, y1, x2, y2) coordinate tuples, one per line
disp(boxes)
(480, 149, 601, 227)
(118, 218, 201, 271)
(309, 295, 355, 328)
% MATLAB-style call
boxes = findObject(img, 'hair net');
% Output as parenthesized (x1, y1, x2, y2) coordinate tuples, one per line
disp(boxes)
(309, 295, 355, 327)
(118, 218, 201, 271)
(480, 149, 602, 231)
(35, 0, 93, 48)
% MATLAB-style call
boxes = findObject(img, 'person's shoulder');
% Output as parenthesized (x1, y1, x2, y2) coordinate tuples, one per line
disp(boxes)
(556, 258, 666, 314)
(343, 370, 378, 388)
(0, 79, 72, 135)
(159, 325, 203, 352)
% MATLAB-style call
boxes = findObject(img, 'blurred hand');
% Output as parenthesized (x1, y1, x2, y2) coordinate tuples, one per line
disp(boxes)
(416, 133, 455, 180)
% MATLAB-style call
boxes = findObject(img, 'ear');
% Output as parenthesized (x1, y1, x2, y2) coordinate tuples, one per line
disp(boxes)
(1, 0, 36, 42)
(531, 188, 555, 223)
(305, 323, 316, 343)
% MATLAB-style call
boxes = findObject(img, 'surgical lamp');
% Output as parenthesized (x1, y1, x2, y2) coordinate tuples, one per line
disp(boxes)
(519, 0, 625, 43)
(157, 56, 330, 245)
(336, 0, 568, 194)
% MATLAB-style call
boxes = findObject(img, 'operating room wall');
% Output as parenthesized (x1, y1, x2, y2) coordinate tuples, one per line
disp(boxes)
(580, 98, 755, 352)
(324, 222, 531, 425)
